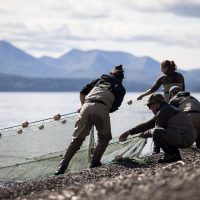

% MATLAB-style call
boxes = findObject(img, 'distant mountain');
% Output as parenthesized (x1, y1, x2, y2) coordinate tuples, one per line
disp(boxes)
(0, 40, 199, 91)
(39, 49, 161, 83)
(0, 41, 58, 77)
(0, 41, 160, 81)
(181, 69, 200, 91)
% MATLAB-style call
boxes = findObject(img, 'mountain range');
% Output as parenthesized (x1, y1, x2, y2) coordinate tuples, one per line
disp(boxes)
(0, 40, 199, 91)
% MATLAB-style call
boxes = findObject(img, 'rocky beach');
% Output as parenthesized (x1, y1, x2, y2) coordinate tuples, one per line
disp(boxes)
(0, 147, 200, 200)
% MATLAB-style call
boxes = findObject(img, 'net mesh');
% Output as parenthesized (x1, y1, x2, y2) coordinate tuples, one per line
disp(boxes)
(0, 100, 153, 183)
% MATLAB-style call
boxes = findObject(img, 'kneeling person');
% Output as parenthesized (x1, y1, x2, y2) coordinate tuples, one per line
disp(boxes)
(119, 93, 195, 163)
(169, 86, 200, 148)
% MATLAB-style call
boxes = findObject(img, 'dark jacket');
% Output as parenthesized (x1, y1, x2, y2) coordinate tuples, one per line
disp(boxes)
(129, 103, 183, 135)
(169, 92, 200, 113)
(80, 74, 126, 113)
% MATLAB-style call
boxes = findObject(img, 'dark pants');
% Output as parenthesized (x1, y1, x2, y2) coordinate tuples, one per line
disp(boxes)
(152, 127, 193, 155)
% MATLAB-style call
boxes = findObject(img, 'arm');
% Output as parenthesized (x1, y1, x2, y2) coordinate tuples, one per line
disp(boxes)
(119, 116, 156, 141)
(80, 93, 85, 106)
(77, 79, 99, 112)
(155, 104, 179, 128)
(137, 89, 152, 100)
(80, 79, 100, 96)
(110, 86, 126, 113)
(137, 76, 163, 100)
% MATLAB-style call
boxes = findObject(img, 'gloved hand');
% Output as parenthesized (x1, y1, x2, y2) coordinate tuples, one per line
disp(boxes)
(139, 131, 152, 138)
(119, 131, 130, 142)
(77, 107, 82, 113)
(137, 95, 144, 100)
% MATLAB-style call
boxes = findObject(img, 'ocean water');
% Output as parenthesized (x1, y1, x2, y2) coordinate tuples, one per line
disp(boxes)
(0, 92, 199, 129)
(0, 92, 199, 183)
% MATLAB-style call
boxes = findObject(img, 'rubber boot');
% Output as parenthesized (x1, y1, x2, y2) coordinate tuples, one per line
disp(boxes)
(153, 146, 161, 154)
(196, 138, 200, 149)
(55, 138, 84, 175)
(90, 139, 109, 168)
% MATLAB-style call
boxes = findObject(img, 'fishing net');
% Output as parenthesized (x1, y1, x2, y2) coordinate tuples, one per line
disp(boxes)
(0, 100, 153, 183)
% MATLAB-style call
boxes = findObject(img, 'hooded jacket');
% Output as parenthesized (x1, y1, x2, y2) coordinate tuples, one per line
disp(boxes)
(80, 74, 126, 112)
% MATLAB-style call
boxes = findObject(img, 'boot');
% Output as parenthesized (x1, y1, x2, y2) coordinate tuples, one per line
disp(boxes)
(55, 138, 84, 175)
(158, 151, 182, 163)
(55, 161, 66, 175)
(153, 146, 161, 154)
(90, 161, 102, 168)
(196, 138, 200, 149)
(90, 139, 109, 168)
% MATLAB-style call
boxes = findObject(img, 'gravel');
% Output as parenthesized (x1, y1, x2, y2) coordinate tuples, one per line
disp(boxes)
(1, 147, 200, 200)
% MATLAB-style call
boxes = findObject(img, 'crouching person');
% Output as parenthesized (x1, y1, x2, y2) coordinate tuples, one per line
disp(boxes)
(119, 93, 195, 163)
(169, 86, 200, 148)
(55, 65, 126, 175)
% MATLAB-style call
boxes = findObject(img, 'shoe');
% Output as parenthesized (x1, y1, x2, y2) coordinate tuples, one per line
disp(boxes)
(196, 139, 200, 149)
(54, 167, 65, 175)
(158, 152, 182, 163)
(89, 161, 102, 168)
(152, 146, 160, 154)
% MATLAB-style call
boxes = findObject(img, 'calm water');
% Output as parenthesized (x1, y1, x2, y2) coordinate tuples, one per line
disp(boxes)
(0, 92, 199, 129)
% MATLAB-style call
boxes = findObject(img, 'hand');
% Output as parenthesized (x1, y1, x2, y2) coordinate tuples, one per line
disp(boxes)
(137, 95, 143, 100)
(77, 107, 82, 113)
(139, 131, 152, 138)
(119, 131, 130, 142)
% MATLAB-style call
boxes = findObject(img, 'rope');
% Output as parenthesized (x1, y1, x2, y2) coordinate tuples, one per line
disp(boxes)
(0, 112, 77, 132)
(0, 98, 152, 182)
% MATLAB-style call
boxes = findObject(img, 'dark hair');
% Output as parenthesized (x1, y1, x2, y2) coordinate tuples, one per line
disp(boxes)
(161, 60, 177, 74)
(110, 65, 124, 80)
(115, 65, 124, 71)
(146, 93, 165, 106)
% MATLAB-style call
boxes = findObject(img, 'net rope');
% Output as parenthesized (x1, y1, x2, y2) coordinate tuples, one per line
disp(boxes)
(0, 99, 153, 183)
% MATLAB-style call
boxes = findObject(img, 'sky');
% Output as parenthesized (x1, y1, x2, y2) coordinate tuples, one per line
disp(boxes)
(0, 0, 200, 70)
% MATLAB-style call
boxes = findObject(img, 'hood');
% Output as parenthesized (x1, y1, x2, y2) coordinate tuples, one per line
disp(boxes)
(100, 74, 122, 83)
(177, 91, 190, 97)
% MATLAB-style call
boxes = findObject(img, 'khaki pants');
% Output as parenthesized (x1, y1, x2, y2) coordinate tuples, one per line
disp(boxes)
(73, 102, 112, 141)
(60, 102, 112, 170)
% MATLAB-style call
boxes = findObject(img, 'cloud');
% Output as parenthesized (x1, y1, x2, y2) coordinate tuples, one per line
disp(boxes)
(163, 1, 200, 18)
(112, 33, 200, 48)
(128, 0, 200, 18)
(0, 0, 200, 68)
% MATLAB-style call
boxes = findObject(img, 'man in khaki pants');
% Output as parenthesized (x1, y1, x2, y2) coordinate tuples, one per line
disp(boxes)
(55, 65, 126, 175)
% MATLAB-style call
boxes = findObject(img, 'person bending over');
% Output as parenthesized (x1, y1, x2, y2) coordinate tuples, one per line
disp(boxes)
(119, 93, 194, 163)
(55, 65, 126, 175)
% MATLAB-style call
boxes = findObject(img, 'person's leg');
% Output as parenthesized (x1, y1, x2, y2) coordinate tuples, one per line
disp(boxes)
(55, 104, 92, 175)
(195, 125, 200, 148)
(152, 128, 182, 163)
(153, 142, 161, 154)
(189, 113, 200, 148)
(90, 104, 112, 168)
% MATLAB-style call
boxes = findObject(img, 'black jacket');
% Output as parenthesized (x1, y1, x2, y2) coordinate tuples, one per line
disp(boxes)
(80, 74, 126, 112)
